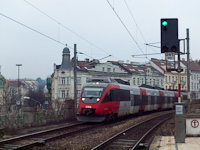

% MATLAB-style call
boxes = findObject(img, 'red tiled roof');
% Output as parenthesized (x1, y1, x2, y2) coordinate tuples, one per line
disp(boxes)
(181, 60, 200, 72)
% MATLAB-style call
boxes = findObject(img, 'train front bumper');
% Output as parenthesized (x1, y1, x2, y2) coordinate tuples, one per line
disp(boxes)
(76, 114, 106, 122)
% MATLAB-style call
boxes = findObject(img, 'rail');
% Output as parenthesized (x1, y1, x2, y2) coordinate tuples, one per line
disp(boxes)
(91, 112, 173, 150)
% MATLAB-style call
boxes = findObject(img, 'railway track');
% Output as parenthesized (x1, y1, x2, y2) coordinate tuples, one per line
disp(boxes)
(0, 122, 99, 150)
(91, 112, 173, 150)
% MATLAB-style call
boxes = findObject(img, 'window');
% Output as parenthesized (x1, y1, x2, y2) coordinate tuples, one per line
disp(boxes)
(150, 79, 152, 85)
(169, 76, 171, 82)
(61, 90, 65, 98)
(61, 77, 65, 85)
(77, 90, 81, 98)
(133, 78, 135, 85)
(107, 68, 111, 72)
(161, 79, 163, 86)
(77, 77, 81, 85)
(166, 76, 167, 82)
(102, 67, 105, 72)
(172, 76, 174, 82)
(153, 79, 155, 86)
(157, 79, 159, 85)
(113, 68, 115, 72)
(137, 78, 140, 85)
(67, 77, 70, 85)
(66, 90, 69, 97)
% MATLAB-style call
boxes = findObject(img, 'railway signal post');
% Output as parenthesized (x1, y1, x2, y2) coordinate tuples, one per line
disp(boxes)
(161, 18, 186, 143)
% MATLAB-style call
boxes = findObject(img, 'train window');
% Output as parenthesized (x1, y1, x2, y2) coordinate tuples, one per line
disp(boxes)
(150, 96, 155, 105)
(102, 89, 130, 102)
(102, 90, 111, 103)
(82, 87, 104, 98)
(143, 95, 148, 105)
(82, 86, 105, 104)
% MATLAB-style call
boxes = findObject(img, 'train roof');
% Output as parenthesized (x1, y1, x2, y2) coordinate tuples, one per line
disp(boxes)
(87, 77, 130, 85)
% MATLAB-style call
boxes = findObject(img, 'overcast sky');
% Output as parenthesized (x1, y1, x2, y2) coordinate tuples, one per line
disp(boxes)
(0, 0, 199, 80)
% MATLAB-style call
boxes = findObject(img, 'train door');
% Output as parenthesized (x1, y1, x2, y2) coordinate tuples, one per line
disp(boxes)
(110, 89, 119, 115)
(130, 90, 134, 114)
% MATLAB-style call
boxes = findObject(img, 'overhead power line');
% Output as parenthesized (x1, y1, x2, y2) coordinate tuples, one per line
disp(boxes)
(0, 12, 70, 47)
(123, 0, 163, 59)
(0, 12, 111, 62)
(23, 0, 111, 56)
(123, 0, 147, 44)
(106, 0, 148, 60)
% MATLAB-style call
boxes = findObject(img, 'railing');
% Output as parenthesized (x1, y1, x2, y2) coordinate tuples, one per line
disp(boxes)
(0, 109, 74, 129)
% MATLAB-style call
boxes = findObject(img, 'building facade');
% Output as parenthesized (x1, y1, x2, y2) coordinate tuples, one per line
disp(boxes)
(51, 47, 165, 110)
(181, 60, 200, 99)
(150, 58, 187, 91)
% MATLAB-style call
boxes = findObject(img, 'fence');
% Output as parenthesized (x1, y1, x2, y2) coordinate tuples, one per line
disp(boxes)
(0, 108, 75, 129)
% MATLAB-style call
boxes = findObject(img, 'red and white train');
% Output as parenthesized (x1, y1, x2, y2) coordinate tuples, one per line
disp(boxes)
(77, 77, 187, 122)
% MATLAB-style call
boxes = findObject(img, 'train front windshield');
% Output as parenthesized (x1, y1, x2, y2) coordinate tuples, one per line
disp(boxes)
(81, 87, 105, 104)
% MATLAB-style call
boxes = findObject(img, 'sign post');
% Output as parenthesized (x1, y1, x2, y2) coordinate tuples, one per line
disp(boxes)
(175, 102, 186, 143)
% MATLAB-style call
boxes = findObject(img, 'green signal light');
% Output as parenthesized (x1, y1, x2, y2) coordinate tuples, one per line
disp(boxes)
(162, 21, 168, 26)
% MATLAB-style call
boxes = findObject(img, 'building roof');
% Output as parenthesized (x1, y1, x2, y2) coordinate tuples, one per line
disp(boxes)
(7, 80, 38, 90)
(151, 58, 178, 73)
(181, 60, 200, 72)
(63, 46, 70, 54)
(109, 61, 163, 76)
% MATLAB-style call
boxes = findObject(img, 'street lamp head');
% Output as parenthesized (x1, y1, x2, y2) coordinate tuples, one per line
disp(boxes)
(24, 96, 30, 99)
(16, 64, 22, 66)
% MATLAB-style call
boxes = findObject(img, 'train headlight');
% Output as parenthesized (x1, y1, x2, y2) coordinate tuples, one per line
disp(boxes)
(97, 98, 100, 101)
(82, 98, 85, 101)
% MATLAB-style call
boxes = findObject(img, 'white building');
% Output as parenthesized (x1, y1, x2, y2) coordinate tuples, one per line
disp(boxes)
(181, 60, 200, 99)
(51, 47, 165, 110)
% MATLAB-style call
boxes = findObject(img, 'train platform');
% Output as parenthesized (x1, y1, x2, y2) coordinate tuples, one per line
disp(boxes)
(149, 136, 200, 150)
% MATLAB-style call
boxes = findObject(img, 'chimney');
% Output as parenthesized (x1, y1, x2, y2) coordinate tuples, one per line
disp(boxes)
(85, 58, 89, 63)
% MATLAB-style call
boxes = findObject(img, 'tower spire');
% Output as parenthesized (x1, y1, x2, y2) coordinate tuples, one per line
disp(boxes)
(59, 46, 72, 70)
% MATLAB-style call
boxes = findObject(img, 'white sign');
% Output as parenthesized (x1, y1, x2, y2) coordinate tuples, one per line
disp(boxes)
(176, 105, 183, 115)
(186, 119, 200, 136)
(16, 101, 20, 105)
(191, 120, 199, 128)
(165, 52, 175, 60)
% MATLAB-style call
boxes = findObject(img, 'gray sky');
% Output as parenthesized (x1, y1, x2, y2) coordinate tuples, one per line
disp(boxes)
(0, 0, 199, 80)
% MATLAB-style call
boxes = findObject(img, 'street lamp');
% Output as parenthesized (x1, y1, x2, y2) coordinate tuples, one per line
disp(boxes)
(16, 64, 22, 115)
(24, 96, 41, 105)
(24, 96, 41, 109)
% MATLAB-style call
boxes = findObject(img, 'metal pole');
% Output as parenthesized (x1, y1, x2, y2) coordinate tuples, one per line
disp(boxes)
(16, 64, 22, 115)
(74, 44, 77, 116)
(144, 67, 147, 85)
(178, 53, 181, 103)
(186, 28, 191, 113)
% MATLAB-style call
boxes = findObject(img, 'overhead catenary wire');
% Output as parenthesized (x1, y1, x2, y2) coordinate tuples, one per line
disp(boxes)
(123, 0, 164, 60)
(0, 12, 67, 47)
(106, 0, 149, 61)
(0, 12, 112, 62)
(123, 0, 147, 44)
(23, 0, 111, 56)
